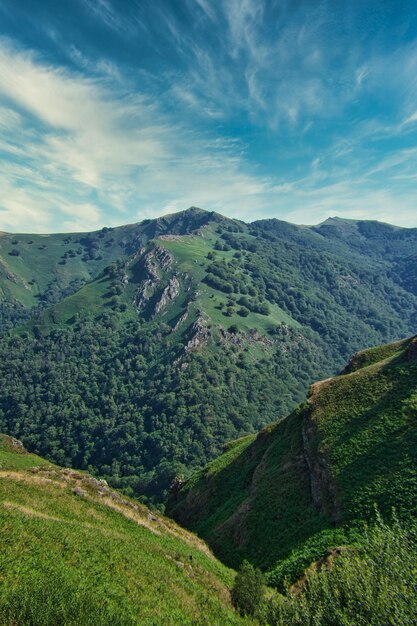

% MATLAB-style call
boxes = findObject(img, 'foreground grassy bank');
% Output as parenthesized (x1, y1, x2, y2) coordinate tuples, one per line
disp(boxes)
(0, 435, 248, 626)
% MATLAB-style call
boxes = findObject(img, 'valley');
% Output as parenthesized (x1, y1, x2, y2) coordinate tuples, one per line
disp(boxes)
(1, 208, 417, 504)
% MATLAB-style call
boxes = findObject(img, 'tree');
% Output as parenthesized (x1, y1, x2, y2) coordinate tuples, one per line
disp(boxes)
(232, 560, 265, 616)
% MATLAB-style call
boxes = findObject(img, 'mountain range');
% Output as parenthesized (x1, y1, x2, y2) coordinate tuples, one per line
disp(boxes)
(1, 207, 417, 503)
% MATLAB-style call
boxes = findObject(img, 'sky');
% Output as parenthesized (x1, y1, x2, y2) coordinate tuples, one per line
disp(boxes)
(1, 1, 417, 232)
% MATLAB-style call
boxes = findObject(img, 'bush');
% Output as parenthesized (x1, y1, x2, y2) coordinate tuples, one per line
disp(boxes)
(232, 560, 265, 617)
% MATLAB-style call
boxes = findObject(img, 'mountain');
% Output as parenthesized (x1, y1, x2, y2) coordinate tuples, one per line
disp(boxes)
(0, 434, 245, 625)
(0, 207, 218, 330)
(1, 207, 417, 503)
(168, 335, 417, 589)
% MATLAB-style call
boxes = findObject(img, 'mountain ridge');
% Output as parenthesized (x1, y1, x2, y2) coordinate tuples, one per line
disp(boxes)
(1, 207, 417, 503)
(168, 334, 417, 589)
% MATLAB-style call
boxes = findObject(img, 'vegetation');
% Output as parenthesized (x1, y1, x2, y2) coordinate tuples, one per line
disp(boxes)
(232, 561, 265, 618)
(170, 335, 417, 593)
(2, 208, 417, 504)
(1, 209, 417, 622)
(265, 516, 417, 626)
(0, 435, 247, 626)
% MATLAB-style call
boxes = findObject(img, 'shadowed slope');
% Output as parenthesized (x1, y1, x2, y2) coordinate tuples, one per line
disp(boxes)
(169, 336, 417, 588)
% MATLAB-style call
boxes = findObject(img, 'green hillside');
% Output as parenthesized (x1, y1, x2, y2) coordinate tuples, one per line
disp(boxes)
(0, 207, 220, 330)
(0, 435, 247, 626)
(2, 207, 417, 504)
(169, 335, 417, 589)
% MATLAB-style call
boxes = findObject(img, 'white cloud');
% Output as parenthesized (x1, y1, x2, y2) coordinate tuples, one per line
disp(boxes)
(1, 18, 417, 234)
(404, 110, 417, 125)
(0, 38, 279, 231)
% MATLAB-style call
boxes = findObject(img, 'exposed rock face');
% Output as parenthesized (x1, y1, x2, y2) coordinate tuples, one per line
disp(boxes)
(302, 400, 341, 524)
(172, 309, 189, 331)
(0, 259, 19, 284)
(153, 245, 174, 271)
(154, 276, 180, 315)
(184, 316, 210, 352)
(133, 246, 174, 311)
(0, 435, 27, 453)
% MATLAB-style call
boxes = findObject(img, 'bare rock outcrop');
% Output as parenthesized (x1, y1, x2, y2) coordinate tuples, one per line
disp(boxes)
(172, 309, 189, 331)
(133, 246, 174, 311)
(154, 276, 180, 315)
(184, 316, 210, 352)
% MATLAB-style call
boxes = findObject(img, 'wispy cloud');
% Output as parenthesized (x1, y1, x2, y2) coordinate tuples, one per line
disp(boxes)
(0, 38, 278, 231)
(1, 1, 417, 230)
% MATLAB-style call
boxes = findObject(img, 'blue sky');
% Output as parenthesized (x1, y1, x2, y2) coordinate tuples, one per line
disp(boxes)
(1, 0, 417, 232)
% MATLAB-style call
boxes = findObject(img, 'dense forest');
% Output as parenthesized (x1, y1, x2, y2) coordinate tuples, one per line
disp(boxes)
(0, 317, 323, 504)
(1, 209, 417, 503)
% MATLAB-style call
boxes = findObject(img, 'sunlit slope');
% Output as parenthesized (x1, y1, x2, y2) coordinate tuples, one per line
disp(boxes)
(31, 224, 297, 336)
(0, 207, 220, 326)
(0, 435, 246, 626)
(169, 335, 417, 584)
(4, 209, 417, 504)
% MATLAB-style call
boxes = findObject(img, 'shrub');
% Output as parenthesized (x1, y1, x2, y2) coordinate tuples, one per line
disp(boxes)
(232, 560, 265, 617)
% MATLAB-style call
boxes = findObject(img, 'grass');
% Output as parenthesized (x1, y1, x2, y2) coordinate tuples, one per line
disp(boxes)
(0, 435, 53, 470)
(170, 410, 330, 575)
(267, 516, 417, 626)
(170, 335, 417, 591)
(0, 436, 249, 626)
(156, 232, 298, 334)
(308, 337, 417, 522)
(23, 226, 298, 341)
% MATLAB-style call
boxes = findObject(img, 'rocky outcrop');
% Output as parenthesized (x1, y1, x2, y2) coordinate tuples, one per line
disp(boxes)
(172, 309, 189, 331)
(154, 276, 180, 315)
(302, 401, 341, 524)
(133, 246, 174, 311)
(0, 434, 27, 453)
(153, 245, 174, 271)
(184, 316, 210, 352)
(0, 258, 19, 284)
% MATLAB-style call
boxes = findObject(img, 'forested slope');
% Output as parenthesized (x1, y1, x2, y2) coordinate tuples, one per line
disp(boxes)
(1, 208, 417, 503)
(169, 335, 417, 589)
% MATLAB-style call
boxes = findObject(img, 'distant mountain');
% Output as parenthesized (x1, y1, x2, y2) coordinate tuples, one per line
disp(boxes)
(0, 434, 243, 625)
(169, 335, 417, 589)
(0, 207, 217, 330)
(0, 207, 417, 502)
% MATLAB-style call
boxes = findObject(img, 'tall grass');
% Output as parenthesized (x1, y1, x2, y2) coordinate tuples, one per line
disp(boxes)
(265, 515, 417, 625)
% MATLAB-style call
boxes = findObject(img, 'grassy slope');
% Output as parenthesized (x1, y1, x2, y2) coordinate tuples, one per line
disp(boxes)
(169, 335, 417, 583)
(0, 207, 220, 310)
(0, 231, 121, 307)
(157, 229, 297, 334)
(27, 225, 297, 337)
(307, 335, 417, 522)
(0, 435, 247, 626)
